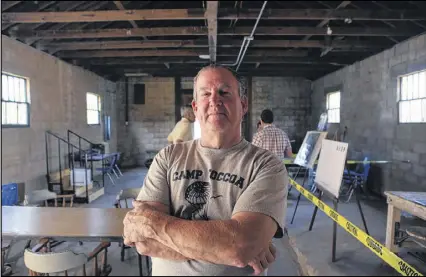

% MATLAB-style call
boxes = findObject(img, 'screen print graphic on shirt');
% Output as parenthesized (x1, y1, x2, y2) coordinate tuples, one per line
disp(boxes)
(173, 169, 245, 220)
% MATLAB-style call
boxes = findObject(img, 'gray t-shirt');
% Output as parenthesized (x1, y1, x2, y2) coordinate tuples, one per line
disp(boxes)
(137, 139, 288, 276)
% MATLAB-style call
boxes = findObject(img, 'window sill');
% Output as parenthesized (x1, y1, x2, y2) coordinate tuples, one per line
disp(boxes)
(1, 124, 30, 128)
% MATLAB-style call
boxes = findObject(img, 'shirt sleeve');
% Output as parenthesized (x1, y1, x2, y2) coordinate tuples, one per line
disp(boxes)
(173, 124, 191, 142)
(231, 153, 288, 237)
(284, 133, 292, 151)
(251, 131, 262, 147)
(137, 147, 172, 208)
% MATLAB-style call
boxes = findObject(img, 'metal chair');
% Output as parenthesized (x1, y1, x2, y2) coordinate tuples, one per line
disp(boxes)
(341, 157, 370, 202)
(1, 242, 12, 276)
(113, 153, 124, 177)
(95, 155, 117, 186)
(114, 188, 151, 276)
(24, 241, 112, 276)
(24, 189, 80, 251)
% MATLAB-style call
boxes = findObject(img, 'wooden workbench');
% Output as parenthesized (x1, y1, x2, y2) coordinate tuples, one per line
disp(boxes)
(384, 191, 426, 252)
(1, 206, 131, 242)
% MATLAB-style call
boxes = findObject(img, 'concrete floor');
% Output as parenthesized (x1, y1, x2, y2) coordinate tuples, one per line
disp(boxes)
(6, 168, 426, 276)
(5, 168, 301, 276)
(285, 181, 426, 276)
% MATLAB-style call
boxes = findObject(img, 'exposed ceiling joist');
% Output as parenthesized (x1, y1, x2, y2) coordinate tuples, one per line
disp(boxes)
(1, 1, 21, 12)
(3, 9, 426, 24)
(24, 1, 111, 46)
(113, 1, 138, 28)
(2, 1, 56, 31)
(58, 49, 309, 58)
(302, 1, 351, 41)
(372, 1, 426, 30)
(206, 1, 218, 64)
(85, 57, 351, 66)
(11, 26, 418, 40)
(41, 39, 390, 51)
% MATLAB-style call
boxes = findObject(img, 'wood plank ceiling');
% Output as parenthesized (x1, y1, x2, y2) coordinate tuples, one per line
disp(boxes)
(2, 1, 426, 81)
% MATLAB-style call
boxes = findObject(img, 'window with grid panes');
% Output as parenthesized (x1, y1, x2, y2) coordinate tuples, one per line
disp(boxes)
(398, 70, 426, 123)
(86, 93, 101, 125)
(1, 73, 30, 127)
(326, 91, 340, 123)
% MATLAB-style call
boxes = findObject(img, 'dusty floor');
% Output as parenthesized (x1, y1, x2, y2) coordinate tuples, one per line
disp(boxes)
(285, 178, 426, 276)
(4, 168, 300, 276)
(5, 167, 426, 276)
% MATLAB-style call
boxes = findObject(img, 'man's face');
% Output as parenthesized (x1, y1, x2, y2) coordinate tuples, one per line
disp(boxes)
(192, 67, 248, 134)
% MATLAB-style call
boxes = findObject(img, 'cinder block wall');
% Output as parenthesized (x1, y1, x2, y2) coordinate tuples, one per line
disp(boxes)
(116, 77, 175, 167)
(115, 75, 313, 167)
(1, 35, 118, 192)
(311, 33, 426, 194)
(251, 77, 312, 150)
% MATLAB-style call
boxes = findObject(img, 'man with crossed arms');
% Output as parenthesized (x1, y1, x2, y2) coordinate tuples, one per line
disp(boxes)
(123, 65, 288, 276)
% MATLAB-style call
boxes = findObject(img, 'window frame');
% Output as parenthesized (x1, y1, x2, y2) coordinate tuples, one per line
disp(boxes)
(326, 90, 341, 124)
(397, 69, 426, 124)
(1, 72, 31, 128)
(86, 92, 101, 126)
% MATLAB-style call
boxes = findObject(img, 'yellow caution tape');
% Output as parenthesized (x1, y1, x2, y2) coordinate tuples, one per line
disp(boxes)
(289, 178, 423, 276)
(284, 160, 407, 165)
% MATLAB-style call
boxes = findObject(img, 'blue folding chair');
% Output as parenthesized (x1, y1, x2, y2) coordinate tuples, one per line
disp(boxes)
(95, 155, 117, 186)
(341, 157, 370, 202)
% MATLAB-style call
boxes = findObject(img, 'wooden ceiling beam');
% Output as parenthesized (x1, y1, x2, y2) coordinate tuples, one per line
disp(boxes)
(58, 49, 309, 58)
(3, 9, 426, 24)
(73, 56, 352, 66)
(302, 1, 351, 41)
(1, 1, 21, 12)
(2, 1, 56, 31)
(113, 1, 138, 28)
(206, 1, 219, 64)
(43, 39, 389, 51)
(12, 26, 417, 40)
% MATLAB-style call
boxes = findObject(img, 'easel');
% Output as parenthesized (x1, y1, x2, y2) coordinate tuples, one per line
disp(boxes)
(307, 137, 370, 262)
(289, 131, 327, 224)
(290, 114, 328, 224)
(290, 164, 311, 224)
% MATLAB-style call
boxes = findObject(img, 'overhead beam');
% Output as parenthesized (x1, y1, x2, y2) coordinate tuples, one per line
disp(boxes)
(12, 26, 417, 40)
(58, 49, 309, 59)
(113, 1, 138, 28)
(2, 1, 56, 31)
(3, 9, 426, 24)
(206, 1, 219, 64)
(372, 1, 426, 30)
(74, 56, 353, 66)
(42, 39, 390, 51)
(1, 1, 21, 12)
(24, 1, 111, 46)
(303, 1, 351, 41)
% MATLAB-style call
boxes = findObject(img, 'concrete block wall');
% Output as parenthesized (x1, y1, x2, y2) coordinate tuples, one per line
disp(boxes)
(251, 77, 312, 149)
(311, 33, 426, 194)
(1, 35, 118, 192)
(117, 77, 175, 167)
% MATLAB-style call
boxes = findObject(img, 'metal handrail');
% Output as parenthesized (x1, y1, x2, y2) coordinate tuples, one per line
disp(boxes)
(67, 130, 96, 147)
(45, 131, 98, 203)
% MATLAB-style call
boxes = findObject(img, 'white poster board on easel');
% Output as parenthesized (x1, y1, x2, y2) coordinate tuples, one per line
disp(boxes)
(293, 131, 328, 169)
(315, 139, 349, 199)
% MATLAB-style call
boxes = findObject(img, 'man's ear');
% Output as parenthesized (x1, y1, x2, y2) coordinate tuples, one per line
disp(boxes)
(241, 96, 248, 115)
(191, 100, 197, 113)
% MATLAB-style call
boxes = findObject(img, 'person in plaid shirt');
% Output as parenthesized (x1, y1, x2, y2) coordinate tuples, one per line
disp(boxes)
(252, 109, 293, 160)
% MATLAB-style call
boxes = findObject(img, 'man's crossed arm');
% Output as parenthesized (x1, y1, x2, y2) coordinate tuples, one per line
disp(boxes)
(123, 201, 278, 272)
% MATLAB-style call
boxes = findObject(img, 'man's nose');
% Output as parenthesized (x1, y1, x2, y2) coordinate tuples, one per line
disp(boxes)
(209, 92, 223, 106)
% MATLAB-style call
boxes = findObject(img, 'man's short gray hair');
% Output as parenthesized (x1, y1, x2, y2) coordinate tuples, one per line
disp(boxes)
(193, 65, 247, 100)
